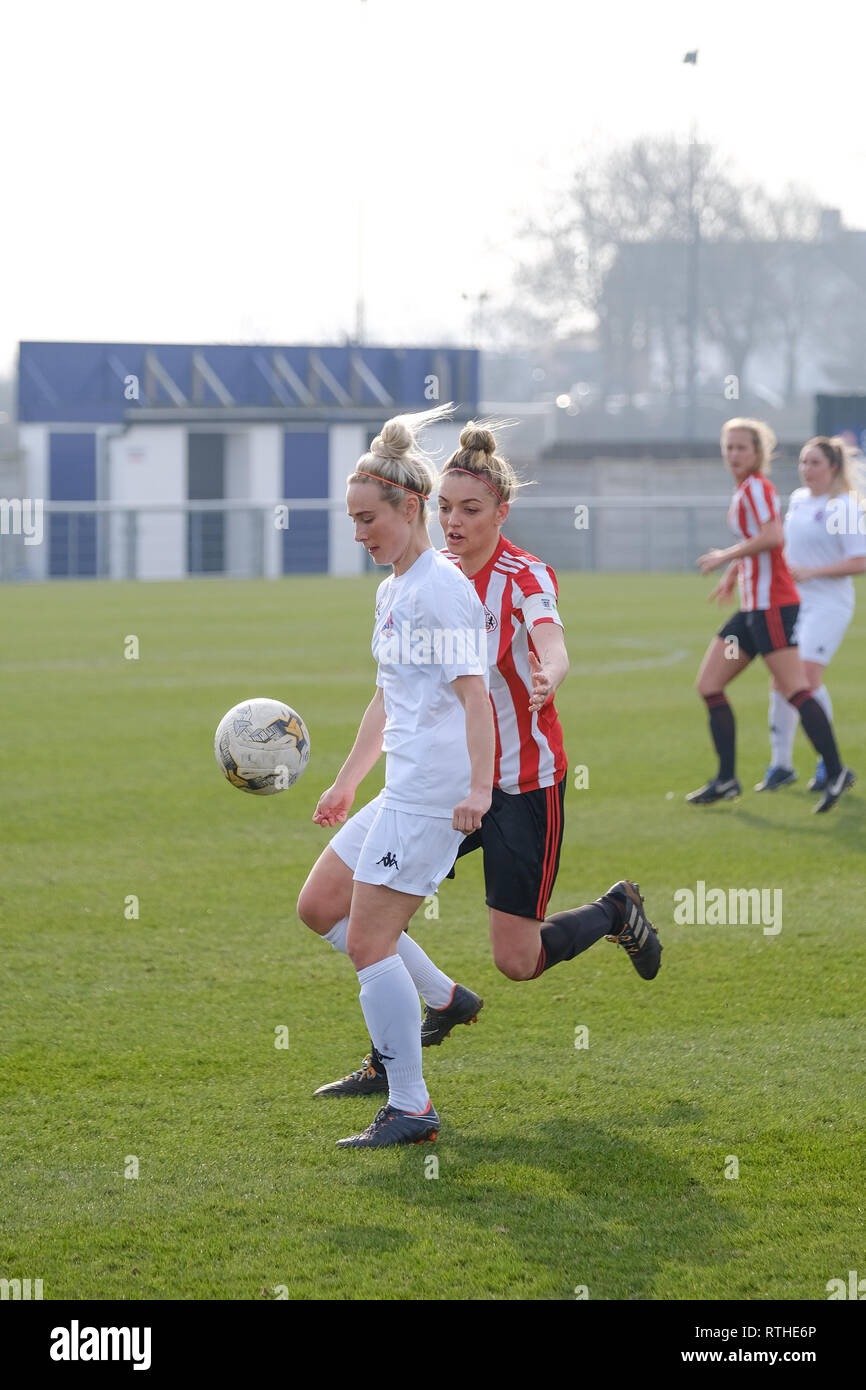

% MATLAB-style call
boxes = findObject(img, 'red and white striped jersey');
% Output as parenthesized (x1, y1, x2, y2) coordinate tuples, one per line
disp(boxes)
(441, 534, 568, 794)
(727, 473, 799, 612)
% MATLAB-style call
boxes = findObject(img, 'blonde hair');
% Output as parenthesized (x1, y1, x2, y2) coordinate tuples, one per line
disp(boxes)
(721, 417, 777, 475)
(348, 403, 454, 518)
(440, 419, 529, 504)
(800, 435, 866, 500)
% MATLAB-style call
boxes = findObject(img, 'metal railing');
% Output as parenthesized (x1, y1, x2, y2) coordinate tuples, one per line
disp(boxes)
(0, 496, 737, 580)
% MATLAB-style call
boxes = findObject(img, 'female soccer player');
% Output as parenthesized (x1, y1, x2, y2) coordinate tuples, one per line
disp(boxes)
(756, 436, 866, 793)
(687, 418, 854, 814)
(301, 422, 661, 1102)
(297, 405, 495, 1148)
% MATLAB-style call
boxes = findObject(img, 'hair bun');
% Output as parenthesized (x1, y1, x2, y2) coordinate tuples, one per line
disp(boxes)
(372, 419, 413, 460)
(459, 424, 496, 455)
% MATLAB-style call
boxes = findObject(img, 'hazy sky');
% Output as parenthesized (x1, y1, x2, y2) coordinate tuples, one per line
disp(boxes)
(3, 0, 865, 376)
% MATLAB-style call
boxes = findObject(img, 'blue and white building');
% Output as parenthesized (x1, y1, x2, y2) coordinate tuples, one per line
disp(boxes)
(16, 341, 479, 580)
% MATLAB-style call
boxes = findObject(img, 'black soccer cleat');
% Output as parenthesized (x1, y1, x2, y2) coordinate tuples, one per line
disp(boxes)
(754, 766, 798, 792)
(605, 881, 662, 980)
(420, 984, 483, 1047)
(685, 776, 742, 804)
(313, 1047, 388, 1098)
(812, 766, 855, 814)
(336, 1102, 440, 1149)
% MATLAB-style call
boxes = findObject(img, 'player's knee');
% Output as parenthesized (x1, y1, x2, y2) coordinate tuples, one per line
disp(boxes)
(296, 886, 329, 934)
(492, 949, 536, 981)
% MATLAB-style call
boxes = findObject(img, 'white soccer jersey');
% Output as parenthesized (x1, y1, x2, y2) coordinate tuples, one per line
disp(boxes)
(784, 488, 866, 609)
(372, 547, 488, 818)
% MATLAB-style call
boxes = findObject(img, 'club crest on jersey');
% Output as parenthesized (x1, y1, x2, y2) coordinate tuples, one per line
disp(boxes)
(381, 610, 395, 632)
(483, 605, 498, 632)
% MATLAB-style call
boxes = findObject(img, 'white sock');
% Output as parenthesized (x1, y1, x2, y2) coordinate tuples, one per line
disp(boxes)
(813, 684, 833, 723)
(769, 689, 798, 768)
(396, 933, 455, 1009)
(324, 917, 453, 1009)
(357, 954, 429, 1114)
(322, 916, 349, 952)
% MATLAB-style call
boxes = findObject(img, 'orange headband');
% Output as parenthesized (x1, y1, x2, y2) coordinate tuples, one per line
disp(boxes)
(353, 469, 429, 499)
(443, 466, 503, 503)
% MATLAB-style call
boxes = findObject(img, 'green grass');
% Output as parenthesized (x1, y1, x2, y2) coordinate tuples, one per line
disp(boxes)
(1, 573, 864, 1301)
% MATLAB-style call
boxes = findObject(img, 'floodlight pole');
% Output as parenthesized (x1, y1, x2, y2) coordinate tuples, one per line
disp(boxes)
(355, 0, 368, 344)
(684, 51, 700, 442)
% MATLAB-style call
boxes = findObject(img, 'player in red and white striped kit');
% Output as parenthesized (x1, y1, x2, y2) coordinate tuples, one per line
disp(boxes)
(687, 418, 854, 814)
(305, 422, 661, 1101)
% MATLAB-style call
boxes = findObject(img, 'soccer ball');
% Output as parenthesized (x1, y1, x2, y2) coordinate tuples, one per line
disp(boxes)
(214, 698, 310, 795)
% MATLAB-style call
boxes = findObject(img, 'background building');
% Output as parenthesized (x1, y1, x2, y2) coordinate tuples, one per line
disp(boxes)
(14, 341, 478, 581)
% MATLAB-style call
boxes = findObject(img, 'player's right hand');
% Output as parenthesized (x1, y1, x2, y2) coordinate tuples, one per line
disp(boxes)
(312, 783, 355, 827)
(452, 789, 491, 835)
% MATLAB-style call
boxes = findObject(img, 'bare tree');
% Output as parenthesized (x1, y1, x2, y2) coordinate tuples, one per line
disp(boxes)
(746, 186, 825, 404)
(499, 137, 859, 408)
(502, 136, 749, 399)
(815, 225, 866, 390)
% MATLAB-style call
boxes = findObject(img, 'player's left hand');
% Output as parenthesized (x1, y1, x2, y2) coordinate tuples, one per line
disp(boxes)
(788, 564, 815, 582)
(528, 650, 553, 711)
(698, 548, 728, 575)
(452, 789, 491, 834)
(708, 567, 737, 605)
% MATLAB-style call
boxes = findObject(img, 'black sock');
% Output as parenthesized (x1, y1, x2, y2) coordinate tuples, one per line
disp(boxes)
(789, 690, 842, 779)
(536, 894, 622, 974)
(703, 692, 736, 781)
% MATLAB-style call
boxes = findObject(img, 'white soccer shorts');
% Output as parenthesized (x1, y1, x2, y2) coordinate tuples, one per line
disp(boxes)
(329, 792, 466, 898)
(793, 600, 854, 665)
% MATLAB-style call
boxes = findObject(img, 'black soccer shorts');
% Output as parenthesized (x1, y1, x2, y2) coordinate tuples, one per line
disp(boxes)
(446, 777, 567, 921)
(717, 605, 799, 659)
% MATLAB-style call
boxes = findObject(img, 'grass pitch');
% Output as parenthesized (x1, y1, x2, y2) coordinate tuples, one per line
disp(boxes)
(1, 572, 864, 1300)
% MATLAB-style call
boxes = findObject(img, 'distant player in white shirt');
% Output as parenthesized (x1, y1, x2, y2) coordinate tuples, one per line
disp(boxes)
(296, 406, 494, 1149)
(759, 435, 866, 792)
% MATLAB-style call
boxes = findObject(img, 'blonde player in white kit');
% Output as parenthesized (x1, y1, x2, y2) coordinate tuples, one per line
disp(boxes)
(758, 435, 866, 794)
(300, 406, 494, 1148)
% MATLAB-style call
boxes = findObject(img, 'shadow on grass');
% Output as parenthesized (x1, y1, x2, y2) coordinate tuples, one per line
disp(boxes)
(329, 1118, 741, 1300)
(728, 798, 866, 840)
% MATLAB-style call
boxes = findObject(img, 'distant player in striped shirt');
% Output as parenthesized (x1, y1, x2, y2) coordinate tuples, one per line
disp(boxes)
(688, 418, 854, 813)
(308, 422, 662, 1101)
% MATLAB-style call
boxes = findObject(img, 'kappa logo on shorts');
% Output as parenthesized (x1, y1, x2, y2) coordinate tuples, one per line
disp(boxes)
(484, 605, 498, 632)
(376, 851, 400, 869)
